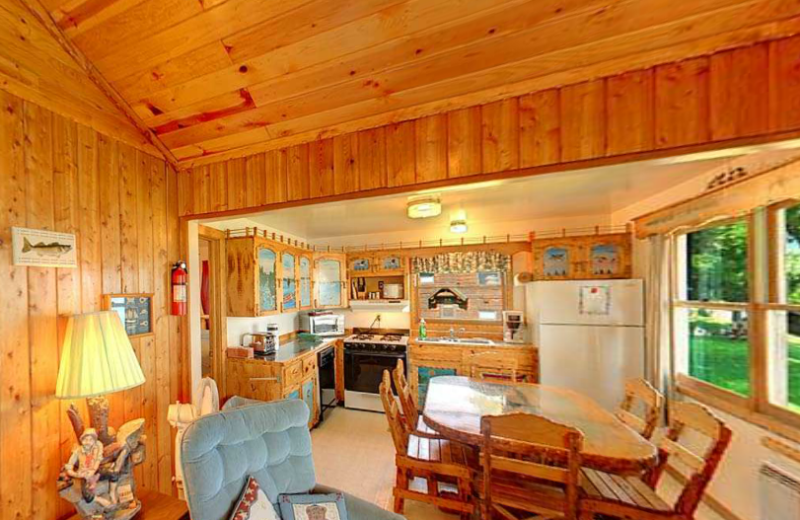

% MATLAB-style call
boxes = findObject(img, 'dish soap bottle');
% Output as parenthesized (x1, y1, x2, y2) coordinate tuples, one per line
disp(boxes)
(419, 318, 427, 340)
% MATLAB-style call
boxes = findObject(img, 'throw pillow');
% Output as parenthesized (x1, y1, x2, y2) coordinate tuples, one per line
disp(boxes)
(278, 492, 349, 520)
(230, 476, 279, 520)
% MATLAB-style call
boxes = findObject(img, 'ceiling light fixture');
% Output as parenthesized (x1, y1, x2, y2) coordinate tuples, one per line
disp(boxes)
(450, 219, 468, 234)
(407, 195, 442, 219)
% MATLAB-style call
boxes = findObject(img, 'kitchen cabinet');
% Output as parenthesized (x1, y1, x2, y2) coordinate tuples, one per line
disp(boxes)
(531, 232, 632, 280)
(373, 252, 405, 276)
(299, 254, 313, 310)
(407, 342, 538, 406)
(226, 233, 315, 317)
(348, 253, 374, 276)
(226, 345, 321, 429)
(314, 253, 347, 308)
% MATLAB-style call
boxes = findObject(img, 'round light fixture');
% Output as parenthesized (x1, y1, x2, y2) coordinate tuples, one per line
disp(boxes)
(450, 219, 468, 234)
(407, 196, 441, 219)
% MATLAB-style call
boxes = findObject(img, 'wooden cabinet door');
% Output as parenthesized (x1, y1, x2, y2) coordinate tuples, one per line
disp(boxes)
(314, 254, 347, 308)
(283, 385, 301, 400)
(301, 376, 318, 428)
(280, 250, 298, 312)
(347, 253, 374, 275)
(256, 245, 280, 315)
(412, 364, 459, 407)
(299, 254, 313, 310)
(373, 252, 405, 276)
(532, 240, 584, 280)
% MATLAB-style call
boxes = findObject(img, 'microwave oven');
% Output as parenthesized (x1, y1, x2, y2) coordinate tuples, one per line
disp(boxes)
(301, 312, 345, 337)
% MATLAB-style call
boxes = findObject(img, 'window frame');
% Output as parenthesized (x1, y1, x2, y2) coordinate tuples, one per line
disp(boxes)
(671, 203, 800, 440)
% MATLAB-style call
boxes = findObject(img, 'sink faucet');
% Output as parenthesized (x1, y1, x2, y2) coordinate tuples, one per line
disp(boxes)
(449, 326, 456, 340)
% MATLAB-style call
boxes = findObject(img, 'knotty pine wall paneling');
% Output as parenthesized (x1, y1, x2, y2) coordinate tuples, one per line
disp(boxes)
(0, 89, 183, 520)
(180, 35, 800, 219)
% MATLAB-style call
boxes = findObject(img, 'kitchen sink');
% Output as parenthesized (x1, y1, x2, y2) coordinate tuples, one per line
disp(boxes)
(417, 337, 495, 346)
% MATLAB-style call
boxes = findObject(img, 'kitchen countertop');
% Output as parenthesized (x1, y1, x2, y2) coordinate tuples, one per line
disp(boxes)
(244, 335, 342, 363)
(410, 337, 536, 348)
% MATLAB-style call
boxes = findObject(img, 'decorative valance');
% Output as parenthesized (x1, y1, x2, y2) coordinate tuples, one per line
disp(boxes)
(411, 251, 511, 274)
(634, 157, 800, 239)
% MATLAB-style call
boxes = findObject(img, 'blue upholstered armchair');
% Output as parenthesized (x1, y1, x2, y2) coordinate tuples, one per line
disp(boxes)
(181, 396, 405, 520)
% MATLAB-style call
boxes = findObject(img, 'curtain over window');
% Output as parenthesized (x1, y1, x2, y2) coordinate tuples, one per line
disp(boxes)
(410, 251, 511, 274)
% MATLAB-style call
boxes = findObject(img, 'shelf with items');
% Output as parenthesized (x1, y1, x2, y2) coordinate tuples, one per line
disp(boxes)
(348, 274, 406, 301)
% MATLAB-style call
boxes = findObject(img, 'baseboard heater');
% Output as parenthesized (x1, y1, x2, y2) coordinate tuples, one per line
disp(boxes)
(760, 463, 800, 520)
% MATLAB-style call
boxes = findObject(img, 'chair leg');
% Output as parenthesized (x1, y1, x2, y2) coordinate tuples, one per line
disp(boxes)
(393, 468, 406, 514)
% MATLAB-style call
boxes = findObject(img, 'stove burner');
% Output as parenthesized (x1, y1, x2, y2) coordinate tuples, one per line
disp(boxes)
(354, 333, 375, 340)
(381, 334, 403, 342)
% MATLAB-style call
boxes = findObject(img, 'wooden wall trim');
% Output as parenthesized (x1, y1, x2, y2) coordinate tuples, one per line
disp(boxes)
(178, 34, 800, 219)
(0, 89, 184, 519)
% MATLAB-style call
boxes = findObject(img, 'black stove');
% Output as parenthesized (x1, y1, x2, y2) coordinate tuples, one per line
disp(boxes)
(344, 328, 409, 412)
(344, 328, 409, 353)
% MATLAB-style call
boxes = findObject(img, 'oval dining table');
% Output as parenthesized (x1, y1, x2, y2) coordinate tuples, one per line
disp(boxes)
(422, 376, 658, 475)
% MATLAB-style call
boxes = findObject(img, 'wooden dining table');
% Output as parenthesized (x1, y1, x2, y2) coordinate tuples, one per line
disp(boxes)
(422, 376, 658, 475)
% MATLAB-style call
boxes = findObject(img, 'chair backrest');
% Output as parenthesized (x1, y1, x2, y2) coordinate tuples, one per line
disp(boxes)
(380, 369, 409, 456)
(648, 401, 732, 517)
(615, 378, 664, 439)
(180, 398, 316, 520)
(468, 351, 518, 382)
(481, 413, 584, 520)
(393, 358, 418, 432)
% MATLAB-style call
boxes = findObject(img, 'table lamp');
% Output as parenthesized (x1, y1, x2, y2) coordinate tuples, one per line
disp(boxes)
(56, 311, 147, 519)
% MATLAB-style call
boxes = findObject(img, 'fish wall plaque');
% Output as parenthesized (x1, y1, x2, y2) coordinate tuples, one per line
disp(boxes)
(12, 227, 77, 268)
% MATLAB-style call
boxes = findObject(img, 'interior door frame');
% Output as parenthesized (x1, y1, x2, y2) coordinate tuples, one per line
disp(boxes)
(198, 224, 228, 395)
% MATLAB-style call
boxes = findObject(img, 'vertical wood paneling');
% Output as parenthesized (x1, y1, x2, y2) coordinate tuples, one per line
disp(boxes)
(655, 57, 710, 148)
(208, 161, 228, 212)
(226, 157, 247, 210)
(245, 153, 267, 207)
(26, 101, 56, 520)
(769, 35, 800, 133)
(357, 127, 387, 190)
(0, 90, 31, 520)
(0, 91, 182, 517)
(333, 133, 359, 194)
(607, 70, 654, 155)
(177, 169, 193, 216)
(287, 144, 309, 201)
(266, 148, 287, 203)
(52, 113, 82, 519)
(415, 114, 447, 183)
(481, 99, 519, 173)
(385, 121, 415, 187)
(447, 107, 482, 178)
(309, 139, 334, 198)
(519, 90, 560, 167)
(561, 80, 606, 162)
(710, 45, 768, 141)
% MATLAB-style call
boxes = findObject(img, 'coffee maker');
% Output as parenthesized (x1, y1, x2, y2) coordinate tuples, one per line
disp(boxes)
(502, 311, 525, 343)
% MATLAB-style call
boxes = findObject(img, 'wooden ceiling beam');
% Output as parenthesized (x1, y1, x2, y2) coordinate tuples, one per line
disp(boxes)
(174, 15, 800, 168)
(20, 0, 179, 165)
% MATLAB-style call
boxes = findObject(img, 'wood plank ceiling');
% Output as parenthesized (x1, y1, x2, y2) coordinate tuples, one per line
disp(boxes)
(42, 0, 800, 168)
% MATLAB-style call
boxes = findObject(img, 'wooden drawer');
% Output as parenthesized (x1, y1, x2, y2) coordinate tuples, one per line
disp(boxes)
(409, 344, 463, 363)
(302, 355, 317, 377)
(283, 360, 303, 386)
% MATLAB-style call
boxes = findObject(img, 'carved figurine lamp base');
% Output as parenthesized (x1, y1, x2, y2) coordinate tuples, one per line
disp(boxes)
(55, 311, 147, 520)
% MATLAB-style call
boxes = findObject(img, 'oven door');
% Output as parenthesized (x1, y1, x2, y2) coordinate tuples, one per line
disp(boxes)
(344, 349, 405, 394)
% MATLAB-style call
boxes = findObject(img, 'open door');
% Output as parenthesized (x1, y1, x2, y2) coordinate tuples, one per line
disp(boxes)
(198, 225, 227, 395)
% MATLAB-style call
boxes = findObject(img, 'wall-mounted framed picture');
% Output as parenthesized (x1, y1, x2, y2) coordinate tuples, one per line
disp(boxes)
(11, 227, 77, 268)
(103, 293, 154, 338)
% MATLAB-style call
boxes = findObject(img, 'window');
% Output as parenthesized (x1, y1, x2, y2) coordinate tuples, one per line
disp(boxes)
(674, 220, 752, 400)
(672, 201, 800, 431)
(417, 271, 506, 322)
(767, 203, 800, 414)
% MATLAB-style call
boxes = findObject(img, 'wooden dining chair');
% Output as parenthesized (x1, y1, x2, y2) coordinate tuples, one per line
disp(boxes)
(379, 370, 474, 518)
(481, 413, 584, 520)
(581, 401, 733, 520)
(468, 351, 519, 383)
(393, 359, 438, 437)
(615, 378, 665, 440)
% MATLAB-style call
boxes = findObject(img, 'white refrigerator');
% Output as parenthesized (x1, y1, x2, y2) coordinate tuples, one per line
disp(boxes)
(525, 279, 645, 411)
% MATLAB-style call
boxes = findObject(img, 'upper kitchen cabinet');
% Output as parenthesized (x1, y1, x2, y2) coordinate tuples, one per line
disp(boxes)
(299, 253, 314, 310)
(347, 252, 406, 277)
(281, 250, 298, 313)
(314, 252, 348, 309)
(227, 236, 281, 317)
(532, 232, 632, 280)
(374, 252, 406, 276)
(348, 253, 374, 276)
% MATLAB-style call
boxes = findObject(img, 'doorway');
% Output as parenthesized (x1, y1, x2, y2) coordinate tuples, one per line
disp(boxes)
(198, 225, 227, 393)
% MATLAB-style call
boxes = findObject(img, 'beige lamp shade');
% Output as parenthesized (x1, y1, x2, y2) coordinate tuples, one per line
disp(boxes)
(55, 311, 146, 399)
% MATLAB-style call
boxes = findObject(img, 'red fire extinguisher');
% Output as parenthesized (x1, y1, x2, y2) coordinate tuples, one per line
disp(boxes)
(171, 261, 187, 316)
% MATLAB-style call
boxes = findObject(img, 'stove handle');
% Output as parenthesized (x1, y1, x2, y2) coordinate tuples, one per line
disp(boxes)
(344, 350, 406, 358)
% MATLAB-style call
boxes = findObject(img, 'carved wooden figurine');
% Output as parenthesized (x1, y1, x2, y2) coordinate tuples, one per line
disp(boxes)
(58, 412, 146, 520)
